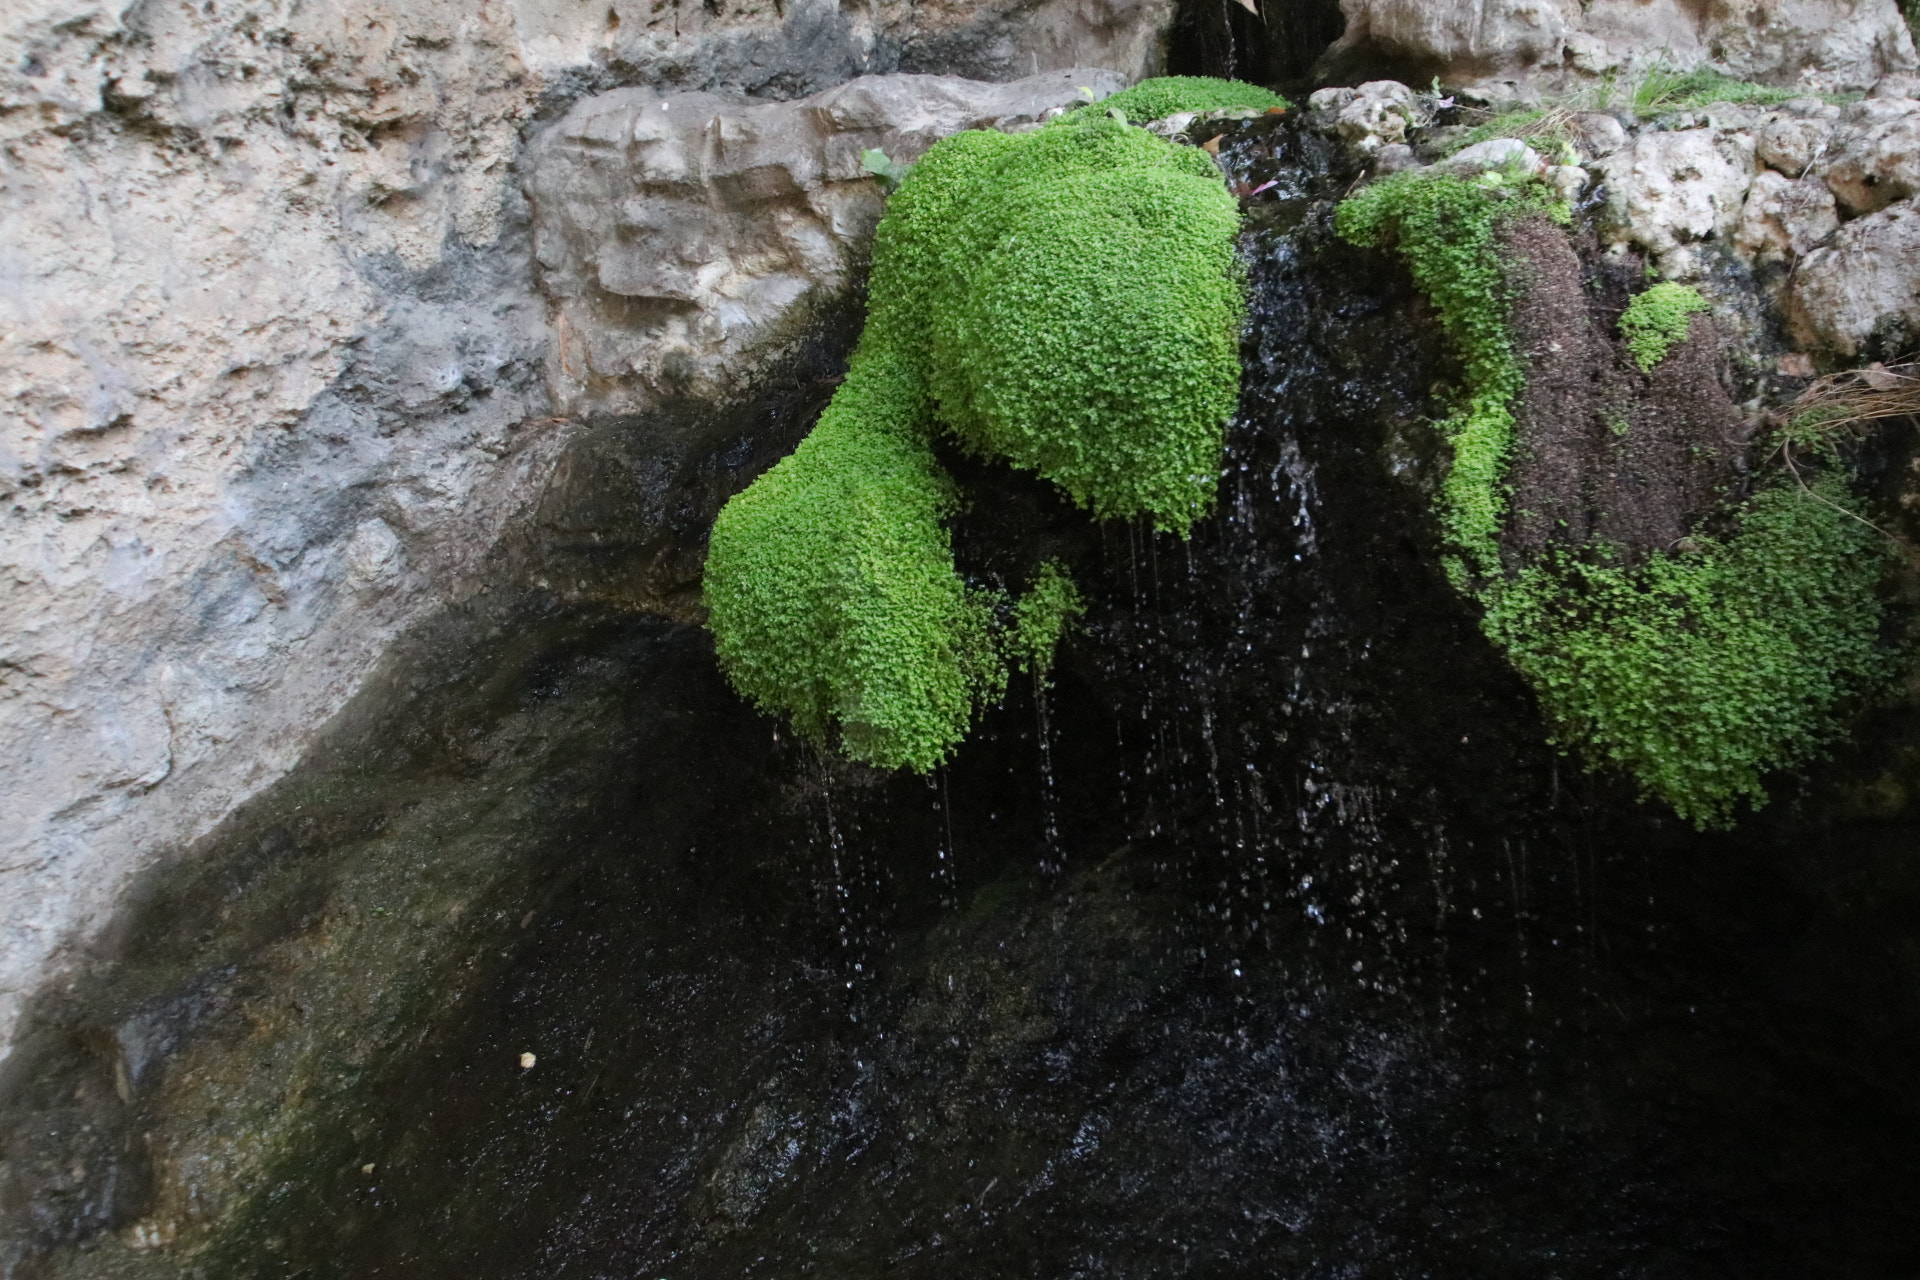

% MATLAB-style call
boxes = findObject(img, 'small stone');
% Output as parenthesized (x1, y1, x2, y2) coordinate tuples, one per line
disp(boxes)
(520, 1052, 537, 1070)
(1547, 164, 1590, 202)
(362, 1162, 376, 1175)
(1329, 80, 1420, 157)
(1441, 138, 1542, 174)
(1570, 112, 1627, 159)
(1868, 75, 1920, 102)
(1372, 143, 1422, 175)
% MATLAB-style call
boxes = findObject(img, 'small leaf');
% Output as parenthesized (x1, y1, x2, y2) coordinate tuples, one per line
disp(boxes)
(860, 147, 894, 177)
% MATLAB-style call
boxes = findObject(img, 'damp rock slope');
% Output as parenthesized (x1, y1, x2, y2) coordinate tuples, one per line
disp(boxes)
(0, 0, 1175, 1077)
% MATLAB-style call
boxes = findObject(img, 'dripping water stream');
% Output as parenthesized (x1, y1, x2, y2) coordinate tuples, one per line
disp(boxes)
(68, 113, 1920, 1280)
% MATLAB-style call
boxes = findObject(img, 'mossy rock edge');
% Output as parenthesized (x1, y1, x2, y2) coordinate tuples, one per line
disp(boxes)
(704, 77, 1286, 773)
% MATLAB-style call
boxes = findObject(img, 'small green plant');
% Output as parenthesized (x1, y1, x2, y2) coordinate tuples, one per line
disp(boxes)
(1631, 65, 1800, 115)
(861, 147, 911, 193)
(706, 77, 1280, 771)
(1619, 282, 1710, 372)
(1007, 561, 1085, 678)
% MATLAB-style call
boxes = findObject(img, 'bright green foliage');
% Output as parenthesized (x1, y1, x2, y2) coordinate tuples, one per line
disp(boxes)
(702, 347, 1002, 773)
(1486, 478, 1890, 827)
(1632, 66, 1800, 115)
(1335, 170, 1551, 583)
(1337, 169, 1893, 826)
(705, 77, 1263, 770)
(1620, 282, 1710, 371)
(1008, 561, 1085, 677)
(1080, 76, 1289, 122)
(911, 117, 1246, 528)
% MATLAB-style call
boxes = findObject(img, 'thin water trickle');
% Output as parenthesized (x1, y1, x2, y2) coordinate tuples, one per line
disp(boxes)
(218, 112, 1920, 1280)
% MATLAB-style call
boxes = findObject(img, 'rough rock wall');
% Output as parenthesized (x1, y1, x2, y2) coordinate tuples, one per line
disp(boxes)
(529, 67, 1129, 421)
(1325, 0, 1918, 92)
(1318, 74, 1920, 360)
(0, 0, 1174, 1067)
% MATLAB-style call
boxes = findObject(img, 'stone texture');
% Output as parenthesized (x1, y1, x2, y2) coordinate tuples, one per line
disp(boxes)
(1820, 94, 1920, 214)
(1598, 128, 1758, 279)
(1441, 137, 1543, 172)
(1788, 201, 1920, 354)
(0, 0, 1176, 1073)
(1735, 170, 1843, 264)
(1325, 0, 1918, 92)
(529, 68, 1128, 421)
(0, 0, 558, 1088)
(1309, 78, 1423, 157)
(1568, 111, 1628, 160)
(1756, 112, 1839, 177)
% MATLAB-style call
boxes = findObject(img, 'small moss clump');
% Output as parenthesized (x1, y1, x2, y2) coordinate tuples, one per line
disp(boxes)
(1337, 167, 1893, 826)
(706, 77, 1276, 771)
(1619, 282, 1710, 372)
(1007, 561, 1085, 678)
(1082, 76, 1289, 122)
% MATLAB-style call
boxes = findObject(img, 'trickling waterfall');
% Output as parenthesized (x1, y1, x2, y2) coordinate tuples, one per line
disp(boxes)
(227, 113, 1918, 1278)
(9, 107, 1918, 1280)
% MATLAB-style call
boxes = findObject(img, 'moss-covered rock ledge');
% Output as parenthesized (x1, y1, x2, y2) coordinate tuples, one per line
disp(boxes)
(1331, 89, 1904, 827)
(703, 77, 1286, 772)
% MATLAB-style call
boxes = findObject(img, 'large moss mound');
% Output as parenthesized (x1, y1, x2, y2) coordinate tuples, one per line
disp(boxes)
(704, 77, 1282, 772)
(897, 116, 1246, 528)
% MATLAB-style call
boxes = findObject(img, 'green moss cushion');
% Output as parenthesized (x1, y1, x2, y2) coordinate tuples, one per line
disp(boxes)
(705, 77, 1285, 771)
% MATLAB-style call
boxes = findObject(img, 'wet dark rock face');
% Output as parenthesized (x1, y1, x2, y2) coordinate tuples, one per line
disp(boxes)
(8, 117, 1920, 1279)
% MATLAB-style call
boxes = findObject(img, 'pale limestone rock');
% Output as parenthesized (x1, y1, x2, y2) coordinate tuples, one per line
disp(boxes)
(528, 68, 1126, 422)
(0, 0, 555, 1072)
(1599, 128, 1757, 278)
(1570, 112, 1628, 160)
(1373, 142, 1423, 174)
(1659, 0, 1918, 90)
(1311, 79, 1423, 157)
(1443, 138, 1544, 172)
(1734, 170, 1842, 264)
(1756, 114, 1837, 176)
(1789, 200, 1920, 354)
(1821, 96, 1920, 213)
(1331, 0, 1570, 76)
(1870, 73, 1920, 98)
(1328, 0, 1917, 92)
(1547, 164, 1591, 201)
(1308, 85, 1363, 112)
